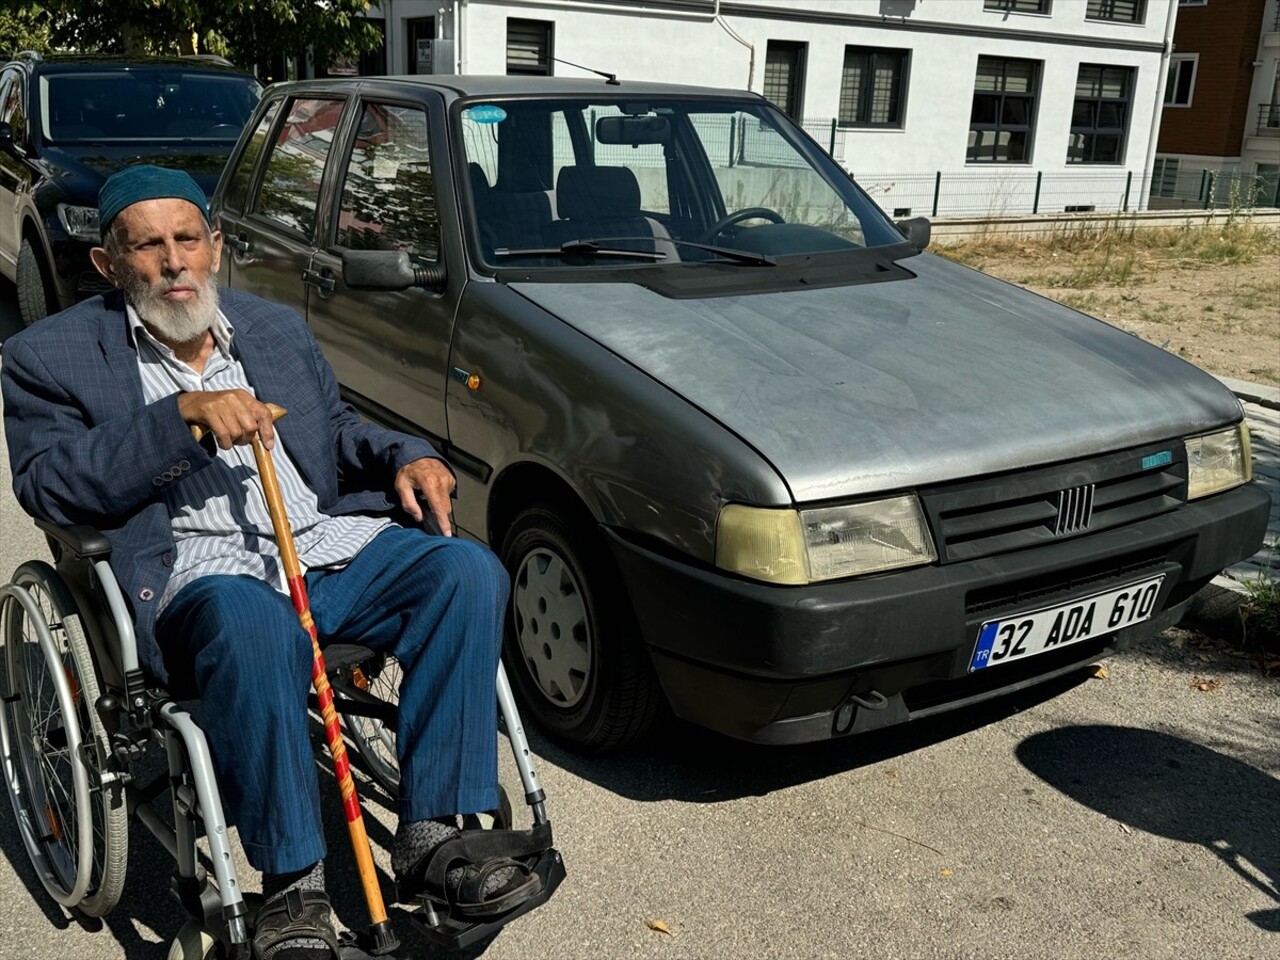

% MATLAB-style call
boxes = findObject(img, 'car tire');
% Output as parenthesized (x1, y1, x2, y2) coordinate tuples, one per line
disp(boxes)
(17, 238, 54, 327)
(500, 503, 663, 753)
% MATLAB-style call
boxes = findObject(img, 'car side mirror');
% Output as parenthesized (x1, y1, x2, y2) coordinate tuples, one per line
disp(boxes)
(894, 216, 931, 252)
(341, 249, 445, 292)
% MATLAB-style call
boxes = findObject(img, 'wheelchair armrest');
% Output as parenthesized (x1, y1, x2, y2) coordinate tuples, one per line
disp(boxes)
(35, 519, 113, 562)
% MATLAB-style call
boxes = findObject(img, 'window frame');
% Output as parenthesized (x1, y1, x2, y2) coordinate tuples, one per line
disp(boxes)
(983, 0, 1053, 14)
(1067, 63, 1134, 165)
(838, 45, 909, 130)
(968, 55, 1041, 165)
(1164, 54, 1198, 108)
(506, 18, 554, 77)
(763, 40, 808, 120)
(1085, 0, 1147, 24)
(221, 96, 285, 217)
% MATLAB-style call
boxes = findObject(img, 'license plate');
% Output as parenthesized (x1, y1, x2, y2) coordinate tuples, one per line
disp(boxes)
(970, 575, 1166, 672)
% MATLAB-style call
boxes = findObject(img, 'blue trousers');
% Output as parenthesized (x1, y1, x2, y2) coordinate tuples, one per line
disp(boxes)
(156, 526, 508, 873)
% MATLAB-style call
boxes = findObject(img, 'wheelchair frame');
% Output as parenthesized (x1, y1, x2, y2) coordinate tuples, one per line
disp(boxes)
(0, 521, 564, 957)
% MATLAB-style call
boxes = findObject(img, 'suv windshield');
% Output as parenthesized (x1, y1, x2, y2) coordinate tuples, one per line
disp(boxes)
(39, 68, 262, 143)
(457, 97, 903, 268)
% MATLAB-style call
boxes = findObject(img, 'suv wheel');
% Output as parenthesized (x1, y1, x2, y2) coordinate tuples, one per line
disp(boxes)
(17, 238, 54, 327)
(500, 504, 663, 753)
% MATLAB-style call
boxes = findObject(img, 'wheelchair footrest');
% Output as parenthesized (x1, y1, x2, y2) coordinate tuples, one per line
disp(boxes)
(404, 846, 566, 950)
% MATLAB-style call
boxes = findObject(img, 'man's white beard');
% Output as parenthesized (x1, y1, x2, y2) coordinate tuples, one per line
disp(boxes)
(124, 271, 221, 344)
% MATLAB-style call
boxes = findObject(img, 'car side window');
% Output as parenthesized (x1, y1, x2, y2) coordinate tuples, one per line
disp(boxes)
(335, 101, 439, 261)
(0, 72, 24, 147)
(253, 97, 345, 239)
(223, 98, 281, 215)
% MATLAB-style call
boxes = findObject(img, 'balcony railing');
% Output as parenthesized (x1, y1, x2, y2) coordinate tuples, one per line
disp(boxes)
(1256, 103, 1280, 136)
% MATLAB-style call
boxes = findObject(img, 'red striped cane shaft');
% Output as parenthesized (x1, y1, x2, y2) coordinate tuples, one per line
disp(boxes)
(249, 432, 390, 927)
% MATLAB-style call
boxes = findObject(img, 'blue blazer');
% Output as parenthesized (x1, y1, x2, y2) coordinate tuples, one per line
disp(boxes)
(2, 288, 439, 682)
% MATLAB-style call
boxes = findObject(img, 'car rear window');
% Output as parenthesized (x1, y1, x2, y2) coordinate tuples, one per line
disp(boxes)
(39, 69, 261, 143)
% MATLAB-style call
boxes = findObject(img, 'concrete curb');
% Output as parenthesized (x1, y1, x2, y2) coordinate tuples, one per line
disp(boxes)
(1215, 375, 1280, 411)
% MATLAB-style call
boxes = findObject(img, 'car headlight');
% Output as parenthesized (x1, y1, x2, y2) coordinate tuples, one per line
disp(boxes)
(1186, 423, 1251, 500)
(716, 495, 938, 585)
(57, 204, 100, 241)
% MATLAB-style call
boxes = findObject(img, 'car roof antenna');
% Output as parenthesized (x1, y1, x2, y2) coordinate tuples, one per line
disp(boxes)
(552, 57, 620, 85)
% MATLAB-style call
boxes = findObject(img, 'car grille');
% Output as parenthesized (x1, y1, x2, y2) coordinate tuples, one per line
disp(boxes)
(919, 441, 1187, 564)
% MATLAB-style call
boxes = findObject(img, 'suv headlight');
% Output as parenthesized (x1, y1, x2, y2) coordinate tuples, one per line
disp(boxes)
(1186, 423, 1251, 500)
(716, 495, 938, 585)
(57, 204, 100, 242)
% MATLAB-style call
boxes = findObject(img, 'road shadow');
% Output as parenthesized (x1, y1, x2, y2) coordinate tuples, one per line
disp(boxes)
(1016, 724, 1280, 931)
(528, 667, 1093, 804)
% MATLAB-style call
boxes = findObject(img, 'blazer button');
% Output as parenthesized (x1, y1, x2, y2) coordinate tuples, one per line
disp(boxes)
(161, 552, 173, 567)
(178, 459, 191, 471)
(152, 477, 164, 486)
(138, 587, 155, 601)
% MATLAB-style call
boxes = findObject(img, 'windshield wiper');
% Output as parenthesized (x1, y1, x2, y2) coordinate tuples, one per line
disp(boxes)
(493, 237, 776, 266)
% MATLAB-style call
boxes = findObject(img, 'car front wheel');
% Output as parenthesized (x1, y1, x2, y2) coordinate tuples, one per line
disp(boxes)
(17, 238, 54, 327)
(500, 504, 662, 753)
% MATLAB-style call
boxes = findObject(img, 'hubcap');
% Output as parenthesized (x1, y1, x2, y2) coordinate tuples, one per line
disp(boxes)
(513, 547, 591, 708)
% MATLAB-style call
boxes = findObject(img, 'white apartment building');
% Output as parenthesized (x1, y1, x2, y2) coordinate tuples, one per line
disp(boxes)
(357, 0, 1180, 216)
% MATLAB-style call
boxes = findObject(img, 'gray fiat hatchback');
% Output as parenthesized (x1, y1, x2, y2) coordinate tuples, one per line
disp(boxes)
(213, 76, 1268, 752)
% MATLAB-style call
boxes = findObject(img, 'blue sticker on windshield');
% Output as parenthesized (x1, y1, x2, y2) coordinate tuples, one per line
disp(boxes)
(465, 104, 507, 124)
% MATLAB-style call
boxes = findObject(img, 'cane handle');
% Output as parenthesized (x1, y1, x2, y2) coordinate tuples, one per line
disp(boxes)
(188, 402, 287, 443)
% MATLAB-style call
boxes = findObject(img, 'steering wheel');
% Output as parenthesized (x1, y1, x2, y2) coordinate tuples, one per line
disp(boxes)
(698, 206, 785, 244)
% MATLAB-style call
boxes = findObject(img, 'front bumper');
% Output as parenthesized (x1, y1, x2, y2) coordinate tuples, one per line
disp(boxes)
(606, 481, 1269, 744)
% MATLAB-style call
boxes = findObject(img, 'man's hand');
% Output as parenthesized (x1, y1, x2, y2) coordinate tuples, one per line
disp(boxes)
(394, 458, 456, 536)
(177, 389, 277, 451)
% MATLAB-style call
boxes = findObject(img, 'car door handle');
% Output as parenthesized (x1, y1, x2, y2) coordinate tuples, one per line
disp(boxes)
(301, 267, 336, 295)
(230, 235, 251, 256)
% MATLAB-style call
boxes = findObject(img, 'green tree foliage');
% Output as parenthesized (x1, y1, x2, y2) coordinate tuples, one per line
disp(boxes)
(15, 1, 382, 69)
(0, 7, 52, 57)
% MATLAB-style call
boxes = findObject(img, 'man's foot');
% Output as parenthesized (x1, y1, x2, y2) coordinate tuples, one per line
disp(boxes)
(255, 862, 340, 960)
(392, 817, 541, 919)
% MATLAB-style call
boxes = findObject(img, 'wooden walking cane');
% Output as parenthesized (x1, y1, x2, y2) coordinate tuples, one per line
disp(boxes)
(193, 404, 399, 955)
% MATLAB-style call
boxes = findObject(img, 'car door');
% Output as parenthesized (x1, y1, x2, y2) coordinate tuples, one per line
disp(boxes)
(219, 94, 349, 319)
(304, 95, 452, 442)
(0, 68, 25, 271)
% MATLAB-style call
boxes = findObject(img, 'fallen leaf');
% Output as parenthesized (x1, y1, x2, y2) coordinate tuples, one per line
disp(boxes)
(647, 919, 672, 936)
(940, 869, 954, 877)
(1169, 636, 1186, 650)
(1190, 676, 1221, 692)
(1195, 652, 1215, 663)
(886, 768, 901, 779)
(1090, 664, 1110, 680)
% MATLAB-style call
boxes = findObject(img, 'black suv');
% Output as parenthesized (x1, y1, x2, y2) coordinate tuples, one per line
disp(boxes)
(0, 52, 261, 326)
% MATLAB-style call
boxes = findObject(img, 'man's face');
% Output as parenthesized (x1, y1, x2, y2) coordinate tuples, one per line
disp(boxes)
(91, 198, 224, 344)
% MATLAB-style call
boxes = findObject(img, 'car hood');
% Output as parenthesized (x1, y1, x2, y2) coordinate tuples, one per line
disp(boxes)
(39, 143, 231, 197)
(511, 254, 1243, 502)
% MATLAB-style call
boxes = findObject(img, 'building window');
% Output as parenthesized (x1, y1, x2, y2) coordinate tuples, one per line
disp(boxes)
(1165, 55, 1197, 107)
(507, 19, 553, 76)
(839, 47, 907, 128)
(1068, 64, 1133, 164)
(969, 56, 1039, 163)
(983, 0, 1052, 13)
(1150, 157, 1181, 197)
(1086, 0, 1146, 23)
(763, 40, 807, 119)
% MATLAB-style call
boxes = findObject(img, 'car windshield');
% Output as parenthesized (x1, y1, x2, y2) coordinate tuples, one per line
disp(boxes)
(457, 96, 904, 268)
(39, 69, 262, 143)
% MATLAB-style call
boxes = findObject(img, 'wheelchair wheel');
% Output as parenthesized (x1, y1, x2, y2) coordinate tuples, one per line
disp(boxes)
(341, 654, 401, 794)
(0, 561, 127, 917)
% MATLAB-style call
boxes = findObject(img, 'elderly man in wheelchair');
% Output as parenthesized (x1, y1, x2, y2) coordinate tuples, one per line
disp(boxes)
(0, 166, 561, 959)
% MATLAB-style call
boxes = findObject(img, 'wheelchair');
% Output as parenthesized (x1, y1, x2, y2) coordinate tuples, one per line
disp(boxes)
(0, 520, 564, 958)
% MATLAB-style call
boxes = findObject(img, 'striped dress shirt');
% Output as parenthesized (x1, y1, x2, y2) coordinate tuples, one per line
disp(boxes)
(128, 305, 390, 609)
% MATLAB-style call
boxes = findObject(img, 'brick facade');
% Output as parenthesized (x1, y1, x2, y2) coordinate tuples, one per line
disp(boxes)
(1157, 0, 1268, 157)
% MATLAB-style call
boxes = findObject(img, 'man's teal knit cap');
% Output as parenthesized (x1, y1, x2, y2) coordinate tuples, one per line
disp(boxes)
(97, 164, 211, 240)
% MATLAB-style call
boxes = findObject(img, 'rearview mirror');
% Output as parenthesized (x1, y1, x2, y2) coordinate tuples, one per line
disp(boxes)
(895, 217, 931, 252)
(342, 249, 445, 291)
(595, 115, 670, 145)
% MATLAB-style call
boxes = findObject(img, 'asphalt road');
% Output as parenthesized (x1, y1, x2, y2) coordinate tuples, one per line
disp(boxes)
(0, 279, 1277, 960)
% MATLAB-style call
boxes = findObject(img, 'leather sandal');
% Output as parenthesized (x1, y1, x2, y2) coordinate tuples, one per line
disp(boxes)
(252, 889, 342, 960)
(395, 833, 542, 921)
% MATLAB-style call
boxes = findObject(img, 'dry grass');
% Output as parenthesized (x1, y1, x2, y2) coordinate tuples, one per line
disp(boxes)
(935, 221, 1280, 385)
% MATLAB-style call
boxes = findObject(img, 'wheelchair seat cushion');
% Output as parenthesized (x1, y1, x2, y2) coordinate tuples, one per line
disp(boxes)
(252, 888, 342, 960)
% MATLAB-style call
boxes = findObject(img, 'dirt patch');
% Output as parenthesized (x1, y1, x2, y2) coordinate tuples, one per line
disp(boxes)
(936, 223, 1280, 386)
